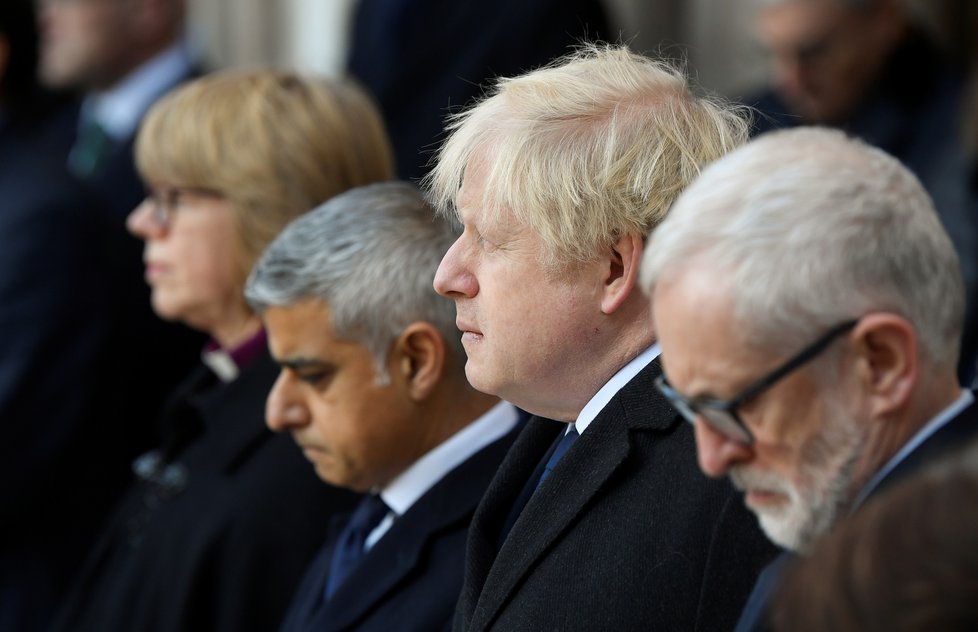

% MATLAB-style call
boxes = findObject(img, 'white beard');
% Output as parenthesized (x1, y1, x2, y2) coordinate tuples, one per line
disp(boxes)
(730, 402, 866, 552)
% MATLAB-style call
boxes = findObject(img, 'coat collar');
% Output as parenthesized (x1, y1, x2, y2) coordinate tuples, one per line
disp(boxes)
(157, 350, 281, 474)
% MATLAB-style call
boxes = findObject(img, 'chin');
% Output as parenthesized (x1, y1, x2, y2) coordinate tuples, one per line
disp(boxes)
(149, 297, 180, 322)
(756, 507, 809, 552)
(149, 294, 197, 329)
(463, 362, 500, 397)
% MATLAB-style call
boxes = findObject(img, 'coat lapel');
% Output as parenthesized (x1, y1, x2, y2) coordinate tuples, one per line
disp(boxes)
(469, 360, 679, 630)
(319, 424, 521, 631)
(458, 417, 561, 630)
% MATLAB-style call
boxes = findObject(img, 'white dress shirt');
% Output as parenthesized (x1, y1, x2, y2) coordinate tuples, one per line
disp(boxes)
(570, 343, 661, 437)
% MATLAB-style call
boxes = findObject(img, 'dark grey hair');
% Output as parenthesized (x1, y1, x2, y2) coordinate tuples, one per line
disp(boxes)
(245, 181, 462, 379)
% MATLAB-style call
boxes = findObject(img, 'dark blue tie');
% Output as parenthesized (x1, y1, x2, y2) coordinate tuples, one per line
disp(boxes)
(324, 493, 389, 600)
(497, 425, 580, 550)
(537, 426, 579, 488)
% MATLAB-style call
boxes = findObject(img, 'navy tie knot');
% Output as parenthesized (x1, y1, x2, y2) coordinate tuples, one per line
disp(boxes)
(325, 493, 389, 600)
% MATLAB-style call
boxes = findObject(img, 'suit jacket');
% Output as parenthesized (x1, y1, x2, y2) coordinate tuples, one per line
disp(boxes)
(735, 393, 978, 632)
(455, 359, 779, 631)
(280, 420, 524, 632)
(347, 0, 608, 181)
(52, 350, 359, 632)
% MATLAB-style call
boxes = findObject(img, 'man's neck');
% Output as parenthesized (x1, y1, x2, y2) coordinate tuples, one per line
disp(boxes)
(851, 374, 965, 502)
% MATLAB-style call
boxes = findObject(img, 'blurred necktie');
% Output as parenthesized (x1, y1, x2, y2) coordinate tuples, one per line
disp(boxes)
(68, 117, 111, 179)
(538, 426, 579, 488)
(324, 493, 390, 600)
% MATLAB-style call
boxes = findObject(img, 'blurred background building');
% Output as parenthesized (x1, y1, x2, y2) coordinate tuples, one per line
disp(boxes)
(188, 0, 974, 97)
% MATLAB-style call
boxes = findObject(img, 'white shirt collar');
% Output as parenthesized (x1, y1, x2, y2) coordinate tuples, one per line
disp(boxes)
(365, 401, 520, 549)
(852, 388, 974, 508)
(83, 42, 193, 141)
(574, 343, 661, 436)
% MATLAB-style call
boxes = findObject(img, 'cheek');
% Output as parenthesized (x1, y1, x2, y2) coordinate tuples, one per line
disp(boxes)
(180, 247, 240, 294)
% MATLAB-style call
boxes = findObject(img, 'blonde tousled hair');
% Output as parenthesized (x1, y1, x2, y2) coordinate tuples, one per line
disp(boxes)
(425, 44, 750, 269)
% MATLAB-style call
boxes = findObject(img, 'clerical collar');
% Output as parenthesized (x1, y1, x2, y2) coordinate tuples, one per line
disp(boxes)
(200, 329, 268, 383)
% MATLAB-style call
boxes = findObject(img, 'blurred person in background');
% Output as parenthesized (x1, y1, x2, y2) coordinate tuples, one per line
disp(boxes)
(0, 0, 64, 147)
(347, 0, 609, 181)
(749, 0, 978, 384)
(37, 0, 194, 215)
(51, 68, 395, 632)
(0, 1, 165, 629)
(36, 0, 209, 471)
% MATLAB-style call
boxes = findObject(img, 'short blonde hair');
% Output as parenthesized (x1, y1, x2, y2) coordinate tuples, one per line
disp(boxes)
(425, 44, 750, 268)
(136, 68, 394, 281)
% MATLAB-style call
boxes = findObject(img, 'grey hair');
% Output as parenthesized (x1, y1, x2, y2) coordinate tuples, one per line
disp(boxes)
(424, 43, 750, 270)
(641, 127, 964, 370)
(246, 181, 462, 379)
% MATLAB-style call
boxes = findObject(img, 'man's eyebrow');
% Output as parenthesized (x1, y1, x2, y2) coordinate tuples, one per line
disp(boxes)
(275, 357, 330, 371)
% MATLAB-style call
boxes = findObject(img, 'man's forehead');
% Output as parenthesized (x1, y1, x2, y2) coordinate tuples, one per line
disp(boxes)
(265, 300, 334, 346)
(654, 270, 740, 364)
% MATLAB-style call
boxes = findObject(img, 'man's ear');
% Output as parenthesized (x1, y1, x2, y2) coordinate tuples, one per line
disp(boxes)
(850, 313, 918, 418)
(601, 232, 645, 315)
(392, 322, 445, 401)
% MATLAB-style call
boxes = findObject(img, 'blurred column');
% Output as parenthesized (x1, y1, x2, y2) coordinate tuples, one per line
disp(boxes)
(186, 0, 352, 74)
(185, 0, 768, 95)
(284, 0, 356, 75)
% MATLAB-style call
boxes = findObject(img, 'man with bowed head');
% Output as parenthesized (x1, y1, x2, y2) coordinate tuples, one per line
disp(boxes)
(245, 182, 524, 632)
(641, 126, 978, 631)
(428, 44, 777, 631)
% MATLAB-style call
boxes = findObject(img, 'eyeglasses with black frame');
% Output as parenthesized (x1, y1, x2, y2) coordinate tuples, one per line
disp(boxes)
(655, 319, 858, 445)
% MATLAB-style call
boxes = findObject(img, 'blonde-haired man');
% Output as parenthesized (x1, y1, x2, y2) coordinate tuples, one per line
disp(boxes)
(428, 45, 778, 631)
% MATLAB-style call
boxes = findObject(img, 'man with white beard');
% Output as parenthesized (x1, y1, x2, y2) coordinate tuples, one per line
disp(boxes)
(640, 127, 978, 632)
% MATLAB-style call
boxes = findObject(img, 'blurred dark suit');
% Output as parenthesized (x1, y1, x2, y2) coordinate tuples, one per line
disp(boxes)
(347, 0, 609, 181)
(0, 74, 202, 632)
(0, 103, 184, 630)
(52, 350, 358, 632)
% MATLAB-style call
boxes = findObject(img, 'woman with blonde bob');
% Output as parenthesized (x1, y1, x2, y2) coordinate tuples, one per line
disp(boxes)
(53, 69, 394, 632)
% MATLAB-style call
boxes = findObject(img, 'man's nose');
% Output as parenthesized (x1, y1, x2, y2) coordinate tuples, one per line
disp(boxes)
(694, 419, 753, 479)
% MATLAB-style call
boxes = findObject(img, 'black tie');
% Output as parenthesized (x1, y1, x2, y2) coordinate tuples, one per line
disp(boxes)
(324, 493, 389, 600)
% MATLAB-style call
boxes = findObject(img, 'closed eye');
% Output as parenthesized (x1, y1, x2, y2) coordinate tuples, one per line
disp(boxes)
(297, 369, 333, 387)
